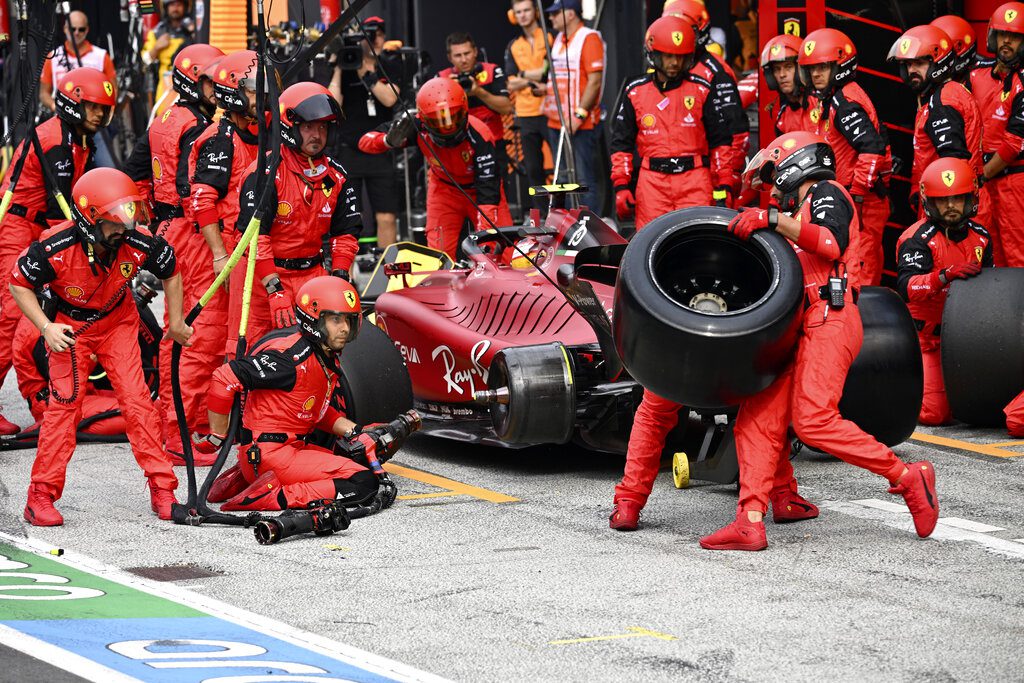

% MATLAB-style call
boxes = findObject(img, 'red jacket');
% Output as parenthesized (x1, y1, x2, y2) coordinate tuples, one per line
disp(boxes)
(11, 223, 177, 331)
(237, 147, 362, 278)
(912, 81, 985, 189)
(208, 331, 343, 437)
(691, 51, 749, 181)
(896, 218, 992, 329)
(437, 63, 508, 142)
(969, 65, 1024, 168)
(0, 117, 91, 227)
(770, 94, 817, 136)
(188, 117, 259, 229)
(609, 72, 733, 190)
(813, 82, 892, 198)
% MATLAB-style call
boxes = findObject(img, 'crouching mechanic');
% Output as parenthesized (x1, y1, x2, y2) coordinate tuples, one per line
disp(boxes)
(897, 158, 992, 425)
(701, 132, 939, 550)
(201, 277, 397, 513)
(11, 168, 193, 526)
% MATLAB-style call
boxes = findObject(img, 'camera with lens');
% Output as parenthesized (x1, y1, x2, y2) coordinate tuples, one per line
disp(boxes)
(457, 63, 485, 92)
(337, 33, 364, 71)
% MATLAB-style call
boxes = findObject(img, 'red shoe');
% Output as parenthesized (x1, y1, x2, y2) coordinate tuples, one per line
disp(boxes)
(207, 464, 248, 503)
(0, 413, 20, 436)
(167, 449, 219, 468)
(148, 481, 178, 521)
(770, 489, 819, 523)
(700, 515, 767, 551)
(889, 461, 939, 538)
(221, 472, 284, 511)
(609, 499, 642, 531)
(24, 487, 63, 526)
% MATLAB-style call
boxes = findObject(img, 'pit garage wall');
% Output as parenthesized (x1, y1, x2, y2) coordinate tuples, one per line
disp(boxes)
(757, 0, 967, 285)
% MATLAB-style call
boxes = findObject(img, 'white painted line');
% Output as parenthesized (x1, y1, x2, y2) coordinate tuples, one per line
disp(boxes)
(851, 498, 909, 513)
(1013, 539, 1024, 544)
(937, 518, 1006, 533)
(822, 501, 1024, 561)
(0, 532, 451, 683)
(0, 623, 143, 683)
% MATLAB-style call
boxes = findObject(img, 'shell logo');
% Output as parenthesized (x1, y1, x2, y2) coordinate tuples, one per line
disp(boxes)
(965, 35, 973, 46)
(152, 157, 162, 179)
(803, 40, 815, 56)
(300, 293, 310, 306)
(301, 396, 316, 412)
(671, 31, 684, 47)
(344, 290, 357, 308)
(277, 201, 292, 217)
(782, 138, 797, 150)
(940, 39, 949, 50)
(1007, 9, 1018, 23)
(844, 43, 853, 55)
(899, 39, 911, 55)
(770, 43, 781, 56)
(218, 69, 227, 80)
(103, 81, 113, 97)
(64, 81, 75, 93)
(65, 286, 84, 299)
(640, 113, 656, 127)
(941, 169, 956, 187)
(182, 58, 192, 70)
(78, 195, 88, 208)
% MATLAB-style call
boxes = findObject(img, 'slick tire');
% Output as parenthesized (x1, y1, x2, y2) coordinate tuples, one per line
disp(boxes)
(487, 342, 575, 444)
(337, 322, 414, 425)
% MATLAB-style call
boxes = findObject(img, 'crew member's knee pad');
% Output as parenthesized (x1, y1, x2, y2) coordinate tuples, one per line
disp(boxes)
(334, 469, 378, 505)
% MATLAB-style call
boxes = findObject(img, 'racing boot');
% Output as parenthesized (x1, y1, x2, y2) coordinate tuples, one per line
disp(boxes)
(699, 514, 768, 551)
(207, 463, 248, 503)
(609, 499, 642, 531)
(770, 487, 819, 524)
(0, 411, 20, 436)
(888, 460, 939, 538)
(24, 485, 63, 527)
(148, 480, 179, 521)
(221, 472, 286, 511)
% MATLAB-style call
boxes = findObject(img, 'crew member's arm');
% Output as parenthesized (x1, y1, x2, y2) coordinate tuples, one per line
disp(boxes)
(831, 94, 889, 200)
(359, 118, 413, 153)
(44, 145, 77, 221)
(328, 167, 362, 278)
(986, 83, 1024, 179)
(469, 123, 503, 230)
(123, 132, 154, 203)
(702, 84, 737, 197)
(924, 93, 971, 161)
(38, 59, 55, 112)
(469, 66, 512, 116)
(316, 404, 357, 439)
(129, 229, 192, 345)
(358, 61, 399, 108)
(175, 122, 207, 201)
(190, 131, 234, 273)
(570, 33, 605, 136)
(609, 81, 640, 217)
(207, 349, 297, 436)
(774, 183, 851, 261)
(8, 243, 74, 352)
(505, 39, 529, 93)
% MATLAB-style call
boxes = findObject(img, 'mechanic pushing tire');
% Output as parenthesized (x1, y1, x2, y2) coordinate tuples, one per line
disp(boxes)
(941, 268, 1024, 426)
(336, 322, 414, 426)
(614, 206, 804, 411)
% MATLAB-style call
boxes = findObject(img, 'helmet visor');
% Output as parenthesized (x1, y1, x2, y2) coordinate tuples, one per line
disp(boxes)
(86, 196, 151, 230)
(421, 104, 467, 138)
(317, 310, 361, 343)
(289, 93, 340, 123)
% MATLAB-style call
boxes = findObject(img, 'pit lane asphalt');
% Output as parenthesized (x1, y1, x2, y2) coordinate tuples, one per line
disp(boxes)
(1, 369, 1022, 683)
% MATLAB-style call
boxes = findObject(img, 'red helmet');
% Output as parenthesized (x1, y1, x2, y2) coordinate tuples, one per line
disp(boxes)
(919, 157, 979, 226)
(71, 168, 150, 249)
(55, 67, 116, 129)
(662, 0, 710, 46)
(279, 81, 342, 155)
(931, 15, 978, 79)
(295, 276, 362, 345)
(760, 34, 803, 92)
(172, 43, 224, 102)
(987, 2, 1024, 66)
(416, 77, 469, 145)
(645, 16, 696, 75)
(746, 131, 836, 211)
(798, 28, 857, 96)
(887, 25, 955, 92)
(211, 49, 259, 114)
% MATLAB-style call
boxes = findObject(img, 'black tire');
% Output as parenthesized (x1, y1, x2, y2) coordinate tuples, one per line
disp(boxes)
(942, 268, 1024, 426)
(337, 322, 414, 425)
(613, 206, 804, 411)
(487, 342, 575, 444)
(838, 287, 923, 446)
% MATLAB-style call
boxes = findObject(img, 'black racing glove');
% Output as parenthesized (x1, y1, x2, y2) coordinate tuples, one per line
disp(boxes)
(385, 110, 415, 148)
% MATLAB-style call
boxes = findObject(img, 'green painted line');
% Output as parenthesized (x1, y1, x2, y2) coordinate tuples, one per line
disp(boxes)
(0, 544, 202, 621)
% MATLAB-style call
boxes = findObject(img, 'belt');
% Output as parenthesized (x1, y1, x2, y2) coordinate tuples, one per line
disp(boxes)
(7, 203, 49, 227)
(643, 155, 710, 174)
(54, 292, 126, 323)
(274, 255, 321, 271)
(433, 173, 476, 190)
(255, 431, 310, 444)
(153, 201, 184, 221)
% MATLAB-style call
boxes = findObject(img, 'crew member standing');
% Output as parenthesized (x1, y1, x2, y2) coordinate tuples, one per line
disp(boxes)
(700, 132, 939, 551)
(11, 168, 193, 526)
(761, 34, 815, 135)
(888, 25, 990, 229)
(440, 31, 513, 158)
(931, 15, 980, 85)
(360, 77, 512, 259)
(229, 81, 361, 351)
(799, 28, 893, 286)
(0, 67, 115, 435)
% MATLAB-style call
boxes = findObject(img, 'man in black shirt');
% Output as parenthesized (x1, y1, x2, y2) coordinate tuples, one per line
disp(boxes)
(329, 16, 401, 249)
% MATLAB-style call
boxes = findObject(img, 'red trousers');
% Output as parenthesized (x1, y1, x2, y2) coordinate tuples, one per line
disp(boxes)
(614, 389, 683, 507)
(734, 301, 906, 513)
(1006, 390, 1024, 438)
(425, 179, 512, 259)
(225, 264, 325, 359)
(635, 168, 713, 229)
(237, 439, 368, 506)
(986, 173, 1024, 266)
(855, 193, 890, 287)
(31, 307, 177, 500)
(918, 338, 953, 426)
(0, 215, 43, 398)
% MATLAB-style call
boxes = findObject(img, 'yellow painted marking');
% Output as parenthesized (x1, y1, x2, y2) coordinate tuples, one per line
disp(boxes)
(910, 432, 1024, 459)
(548, 627, 677, 646)
(384, 463, 520, 503)
(983, 440, 1024, 448)
(397, 491, 463, 501)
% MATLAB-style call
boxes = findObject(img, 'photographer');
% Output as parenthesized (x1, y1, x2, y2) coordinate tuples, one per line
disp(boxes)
(440, 32, 512, 154)
(328, 16, 400, 250)
(142, 0, 196, 114)
(506, 0, 552, 206)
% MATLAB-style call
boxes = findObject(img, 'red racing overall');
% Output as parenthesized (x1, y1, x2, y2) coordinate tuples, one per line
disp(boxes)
(229, 147, 361, 351)
(896, 218, 992, 424)
(207, 331, 375, 508)
(12, 224, 179, 501)
(610, 71, 732, 228)
(770, 95, 817, 136)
